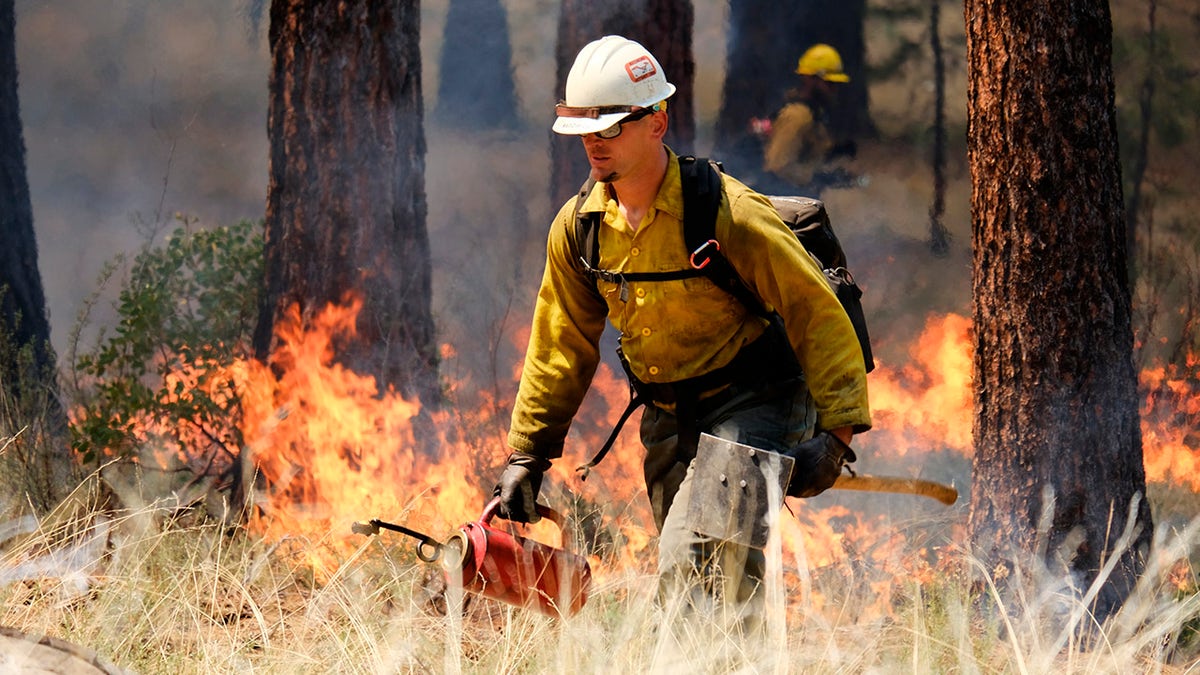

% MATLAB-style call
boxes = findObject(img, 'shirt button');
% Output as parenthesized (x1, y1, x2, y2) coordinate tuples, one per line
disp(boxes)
(636, 288, 646, 298)
(641, 327, 652, 336)
(631, 247, 641, 256)
(648, 366, 660, 376)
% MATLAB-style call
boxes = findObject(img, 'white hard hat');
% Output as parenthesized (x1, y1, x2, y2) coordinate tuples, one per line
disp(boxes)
(553, 35, 677, 136)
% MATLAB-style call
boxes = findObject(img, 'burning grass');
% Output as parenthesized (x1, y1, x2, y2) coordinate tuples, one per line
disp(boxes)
(4, 285, 1197, 672)
(0, 482, 1197, 673)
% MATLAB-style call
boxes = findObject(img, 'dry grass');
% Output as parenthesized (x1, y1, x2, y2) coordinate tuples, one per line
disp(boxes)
(0, 470, 1197, 674)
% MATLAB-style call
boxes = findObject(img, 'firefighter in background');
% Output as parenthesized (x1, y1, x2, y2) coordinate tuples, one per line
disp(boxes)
(755, 43, 860, 196)
(488, 35, 870, 621)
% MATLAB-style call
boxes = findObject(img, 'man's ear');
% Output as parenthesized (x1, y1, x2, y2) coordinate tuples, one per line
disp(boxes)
(649, 111, 669, 140)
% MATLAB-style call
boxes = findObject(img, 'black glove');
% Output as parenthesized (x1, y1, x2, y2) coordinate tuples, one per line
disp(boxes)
(785, 432, 857, 498)
(493, 452, 552, 523)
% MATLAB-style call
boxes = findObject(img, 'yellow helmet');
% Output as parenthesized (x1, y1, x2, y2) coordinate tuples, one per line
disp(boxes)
(795, 44, 850, 83)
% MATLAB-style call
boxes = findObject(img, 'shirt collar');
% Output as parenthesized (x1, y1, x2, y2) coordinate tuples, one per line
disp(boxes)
(577, 147, 684, 222)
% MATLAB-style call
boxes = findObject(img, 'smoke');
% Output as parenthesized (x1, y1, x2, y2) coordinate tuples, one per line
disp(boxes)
(16, 0, 269, 355)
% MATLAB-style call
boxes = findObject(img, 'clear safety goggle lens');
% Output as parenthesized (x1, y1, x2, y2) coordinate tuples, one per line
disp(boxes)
(592, 106, 656, 140)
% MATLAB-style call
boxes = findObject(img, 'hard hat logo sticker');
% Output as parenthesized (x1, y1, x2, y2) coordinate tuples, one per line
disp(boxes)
(625, 56, 657, 82)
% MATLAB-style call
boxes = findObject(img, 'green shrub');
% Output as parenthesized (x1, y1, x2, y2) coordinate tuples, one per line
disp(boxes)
(70, 217, 263, 479)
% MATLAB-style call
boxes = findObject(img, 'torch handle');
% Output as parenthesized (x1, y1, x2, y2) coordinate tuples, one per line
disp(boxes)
(481, 496, 565, 527)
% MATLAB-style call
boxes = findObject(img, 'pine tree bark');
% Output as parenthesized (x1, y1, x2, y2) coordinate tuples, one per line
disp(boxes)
(965, 0, 1152, 620)
(255, 0, 438, 405)
(549, 0, 695, 207)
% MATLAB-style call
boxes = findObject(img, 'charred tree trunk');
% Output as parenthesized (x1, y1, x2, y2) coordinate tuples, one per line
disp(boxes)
(713, 0, 869, 177)
(435, 0, 519, 130)
(965, 0, 1152, 621)
(250, 0, 437, 517)
(0, 0, 71, 510)
(256, 0, 437, 404)
(550, 0, 695, 207)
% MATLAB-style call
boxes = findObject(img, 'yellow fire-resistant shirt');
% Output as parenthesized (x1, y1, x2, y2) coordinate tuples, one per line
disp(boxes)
(763, 101, 834, 186)
(508, 149, 870, 459)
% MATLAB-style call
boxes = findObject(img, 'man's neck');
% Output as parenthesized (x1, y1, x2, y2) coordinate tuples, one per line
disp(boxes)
(609, 145, 669, 220)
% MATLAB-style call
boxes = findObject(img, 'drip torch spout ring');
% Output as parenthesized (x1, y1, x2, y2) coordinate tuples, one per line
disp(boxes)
(416, 539, 442, 563)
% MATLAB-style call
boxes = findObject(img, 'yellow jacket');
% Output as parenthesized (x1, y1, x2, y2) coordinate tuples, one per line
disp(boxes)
(508, 149, 870, 459)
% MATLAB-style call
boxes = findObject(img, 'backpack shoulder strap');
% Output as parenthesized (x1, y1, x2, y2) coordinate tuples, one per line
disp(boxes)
(570, 178, 601, 272)
(678, 155, 722, 254)
(678, 155, 771, 318)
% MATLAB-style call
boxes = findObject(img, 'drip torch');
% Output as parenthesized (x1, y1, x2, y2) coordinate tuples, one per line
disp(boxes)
(352, 497, 592, 618)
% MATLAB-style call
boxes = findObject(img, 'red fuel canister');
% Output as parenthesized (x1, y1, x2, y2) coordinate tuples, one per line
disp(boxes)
(440, 497, 591, 618)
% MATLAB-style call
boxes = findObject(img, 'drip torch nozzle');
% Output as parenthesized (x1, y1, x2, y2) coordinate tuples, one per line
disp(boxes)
(350, 518, 445, 562)
(351, 520, 380, 536)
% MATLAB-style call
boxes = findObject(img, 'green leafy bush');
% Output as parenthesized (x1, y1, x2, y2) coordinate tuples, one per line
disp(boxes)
(71, 217, 263, 479)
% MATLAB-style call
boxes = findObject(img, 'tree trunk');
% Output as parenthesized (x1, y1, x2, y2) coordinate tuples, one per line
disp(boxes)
(435, 0, 519, 130)
(0, 0, 53, 379)
(549, 0, 695, 207)
(0, 0, 71, 511)
(713, 0, 869, 178)
(255, 0, 438, 406)
(965, 0, 1152, 621)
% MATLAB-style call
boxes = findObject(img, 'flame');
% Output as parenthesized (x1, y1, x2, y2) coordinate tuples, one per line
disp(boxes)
(865, 313, 974, 456)
(1140, 351, 1200, 490)
(97, 298, 1196, 598)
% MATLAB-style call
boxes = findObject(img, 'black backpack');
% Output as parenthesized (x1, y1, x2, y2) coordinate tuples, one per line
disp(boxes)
(572, 154, 874, 373)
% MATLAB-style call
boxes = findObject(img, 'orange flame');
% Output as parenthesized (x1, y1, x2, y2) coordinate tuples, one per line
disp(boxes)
(114, 299, 1195, 592)
(866, 313, 974, 456)
(1140, 351, 1200, 490)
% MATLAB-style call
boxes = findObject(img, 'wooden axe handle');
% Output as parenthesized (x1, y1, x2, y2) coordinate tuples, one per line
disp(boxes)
(832, 474, 958, 505)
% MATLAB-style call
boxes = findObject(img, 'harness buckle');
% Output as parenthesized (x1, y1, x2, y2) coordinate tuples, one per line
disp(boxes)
(690, 239, 720, 270)
(580, 257, 621, 284)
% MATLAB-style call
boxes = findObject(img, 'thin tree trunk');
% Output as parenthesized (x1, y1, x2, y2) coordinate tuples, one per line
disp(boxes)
(1124, 0, 1157, 279)
(965, 0, 1152, 621)
(928, 0, 950, 256)
(0, 0, 53, 379)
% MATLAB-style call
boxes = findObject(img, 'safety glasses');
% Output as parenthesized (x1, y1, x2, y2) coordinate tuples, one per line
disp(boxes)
(592, 106, 657, 140)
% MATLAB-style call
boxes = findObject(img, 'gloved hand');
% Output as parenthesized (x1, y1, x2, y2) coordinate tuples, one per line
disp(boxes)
(785, 432, 857, 498)
(493, 452, 552, 523)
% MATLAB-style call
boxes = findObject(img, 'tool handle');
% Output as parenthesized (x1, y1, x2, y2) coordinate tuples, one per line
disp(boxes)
(481, 496, 565, 528)
(832, 474, 958, 505)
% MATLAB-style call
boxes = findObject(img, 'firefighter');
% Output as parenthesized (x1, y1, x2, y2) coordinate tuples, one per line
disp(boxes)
(491, 35, 870, 615)
(757, 43, 859, 196)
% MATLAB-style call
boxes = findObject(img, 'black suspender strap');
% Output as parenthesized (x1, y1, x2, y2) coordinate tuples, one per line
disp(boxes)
(575, 391, 646, 481)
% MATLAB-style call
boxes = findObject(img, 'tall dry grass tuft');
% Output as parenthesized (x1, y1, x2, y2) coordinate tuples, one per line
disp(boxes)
(1, 475, 1196, 674)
